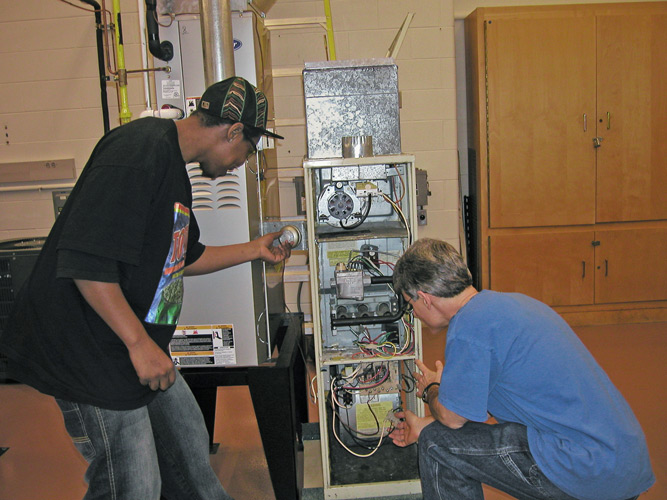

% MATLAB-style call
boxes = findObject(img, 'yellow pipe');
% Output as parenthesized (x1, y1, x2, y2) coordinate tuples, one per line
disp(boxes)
(323, 0, 336, 60)
(113, 0, 132, 124)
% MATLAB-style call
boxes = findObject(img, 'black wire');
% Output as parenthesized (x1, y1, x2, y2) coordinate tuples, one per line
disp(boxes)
(336, 404, 392, 450)
(340, 194, 372, 230)
(402, 360, 417, 393)
(328, 391, 376, 449)
(331, 366, 397, 451)
(296, 281, 303, 313)
(280, 261, 291, 314)
(296, 254, 309, 313)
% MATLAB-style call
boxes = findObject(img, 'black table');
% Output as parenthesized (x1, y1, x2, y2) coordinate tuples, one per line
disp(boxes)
(180, 313, 308, 500)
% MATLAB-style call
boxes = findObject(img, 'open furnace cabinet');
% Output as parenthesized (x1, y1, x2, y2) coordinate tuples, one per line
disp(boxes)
(304, 154, 423, 498)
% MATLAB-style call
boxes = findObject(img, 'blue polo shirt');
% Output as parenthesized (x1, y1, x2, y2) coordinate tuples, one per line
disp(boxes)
(440, 290, 655, 500)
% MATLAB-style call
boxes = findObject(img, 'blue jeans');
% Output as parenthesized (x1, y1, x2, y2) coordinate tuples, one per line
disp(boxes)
(56, 370, 232, 500)
(419, 420, 639, 500)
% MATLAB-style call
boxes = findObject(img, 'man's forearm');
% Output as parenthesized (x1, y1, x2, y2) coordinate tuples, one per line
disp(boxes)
(74, 279, 176, 390)
(425, 386, 469, 429)
(74, 279, 149, 348)
(183, 243, 260, 276)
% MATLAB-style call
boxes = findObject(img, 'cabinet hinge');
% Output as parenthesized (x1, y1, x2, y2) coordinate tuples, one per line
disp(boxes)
(591, 240, 601, 247)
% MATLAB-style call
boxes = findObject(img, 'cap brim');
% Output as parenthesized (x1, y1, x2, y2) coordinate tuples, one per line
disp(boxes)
(257, 127, 284, 140)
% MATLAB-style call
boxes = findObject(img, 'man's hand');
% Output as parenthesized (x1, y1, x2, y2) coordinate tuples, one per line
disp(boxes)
(74, 279, 176, 391)
(388, 410, 435, 447)
(127, 335, 176, 391)
(255, 230, 292, 265)
(415, 359, 443, 397)
(184, 231, 292, 276)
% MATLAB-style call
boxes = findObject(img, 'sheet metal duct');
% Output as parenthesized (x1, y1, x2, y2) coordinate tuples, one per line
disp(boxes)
(303, 59, 401, 159)
(199, 0, 235, 85)
(159, 0, 278, 86)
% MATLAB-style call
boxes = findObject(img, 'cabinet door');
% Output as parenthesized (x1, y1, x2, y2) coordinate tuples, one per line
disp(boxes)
(490, 231, 595, 306)
(486, 16, 596, 228)
(595, 227, 667, 304)
(596, 14, 667, 222)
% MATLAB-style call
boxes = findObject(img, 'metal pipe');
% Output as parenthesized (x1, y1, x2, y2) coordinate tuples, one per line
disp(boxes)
(79, 0, 111, 133)
(137, 0, 152, 110)
(331, 305, 406, 327)
(112, 0, 132, 123)
(199, 0, 236, 86)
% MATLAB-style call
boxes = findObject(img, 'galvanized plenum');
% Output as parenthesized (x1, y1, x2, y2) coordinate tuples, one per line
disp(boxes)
(303, 58, 401, 159)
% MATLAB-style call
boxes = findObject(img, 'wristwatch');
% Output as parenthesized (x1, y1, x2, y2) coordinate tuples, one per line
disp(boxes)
(421, 382, 440, 404)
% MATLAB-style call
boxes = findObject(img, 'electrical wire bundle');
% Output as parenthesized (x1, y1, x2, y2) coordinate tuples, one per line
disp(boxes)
(340, 194, 372, 230)
(386, 167, 411, 243)
(353, 328, 410, 359)
(335, 168, 411, 241)
(343, 251, 415, 357)
(329, 363, 399, 457)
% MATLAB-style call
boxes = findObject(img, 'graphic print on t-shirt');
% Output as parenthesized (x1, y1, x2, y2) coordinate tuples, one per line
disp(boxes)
(145, 202, 190, 325)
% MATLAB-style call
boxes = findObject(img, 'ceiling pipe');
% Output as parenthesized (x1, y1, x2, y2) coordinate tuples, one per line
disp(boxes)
(199, 0, 236, 86)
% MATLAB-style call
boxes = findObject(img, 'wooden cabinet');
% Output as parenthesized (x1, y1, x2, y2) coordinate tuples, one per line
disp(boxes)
(490, 226, 667, 307)
(490, 231, 595, 307)
(594, 227, 667, 304)
(486, 15, 597, 228)
(465, 2, 667, 323)
(596, 13, 667, 222)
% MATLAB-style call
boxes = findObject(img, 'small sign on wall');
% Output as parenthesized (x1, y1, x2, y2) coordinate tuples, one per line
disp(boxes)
(52, 189, 71, 218)
(0, 159, 76, 184)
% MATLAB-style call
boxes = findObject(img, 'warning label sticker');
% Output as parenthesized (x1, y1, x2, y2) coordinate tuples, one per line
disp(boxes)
(170, 324, 236, 367)
(161, 79, 182, 99)
(355, 401, 394, 432)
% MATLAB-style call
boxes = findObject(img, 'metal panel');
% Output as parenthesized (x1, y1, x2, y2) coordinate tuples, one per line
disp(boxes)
(156, 13, 278, 367)
(303, 59, 401, 159)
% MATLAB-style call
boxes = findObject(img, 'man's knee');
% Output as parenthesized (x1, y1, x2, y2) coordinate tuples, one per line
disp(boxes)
(418, 420, 456, 459)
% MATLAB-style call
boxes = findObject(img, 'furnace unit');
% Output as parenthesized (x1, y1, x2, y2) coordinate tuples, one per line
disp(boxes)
(303, 59, 424, 498)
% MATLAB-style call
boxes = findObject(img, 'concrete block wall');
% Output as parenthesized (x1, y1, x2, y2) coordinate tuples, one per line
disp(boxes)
(0, 0, 146, 241)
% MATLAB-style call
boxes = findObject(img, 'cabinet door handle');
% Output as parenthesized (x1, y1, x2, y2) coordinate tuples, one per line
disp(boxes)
(582, 261, 586, 278)
(607, 111, 611, 130)
(605, 259, 608, 277)
(583, 113, 587, 132)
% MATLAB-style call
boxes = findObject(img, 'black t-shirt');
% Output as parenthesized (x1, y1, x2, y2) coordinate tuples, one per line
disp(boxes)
(0, 118, 205, 410)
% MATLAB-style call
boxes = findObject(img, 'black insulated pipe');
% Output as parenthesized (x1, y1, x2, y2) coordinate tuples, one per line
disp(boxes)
(145, 0, 174, 61)
(330, 276, 409, 328)
(79, 0, 110, 133)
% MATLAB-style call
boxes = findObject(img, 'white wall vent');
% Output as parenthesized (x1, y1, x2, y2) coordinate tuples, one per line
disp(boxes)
(187, 165, 242, 211)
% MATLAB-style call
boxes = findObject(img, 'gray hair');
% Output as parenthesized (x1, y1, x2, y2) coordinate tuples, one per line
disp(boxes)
(393, 238, 472, 299)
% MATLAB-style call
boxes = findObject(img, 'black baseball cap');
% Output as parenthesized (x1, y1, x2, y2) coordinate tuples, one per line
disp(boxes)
(198, 76, 284, 140)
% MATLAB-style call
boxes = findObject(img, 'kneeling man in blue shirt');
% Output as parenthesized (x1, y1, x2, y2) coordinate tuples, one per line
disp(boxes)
(390, 238, 655, 500)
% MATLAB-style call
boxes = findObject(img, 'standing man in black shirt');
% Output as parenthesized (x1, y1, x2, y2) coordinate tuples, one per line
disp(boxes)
(0, 76, 290, 499)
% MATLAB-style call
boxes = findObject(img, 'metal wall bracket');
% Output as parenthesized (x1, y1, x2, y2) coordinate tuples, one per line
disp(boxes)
(262, 218, 308, 251)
